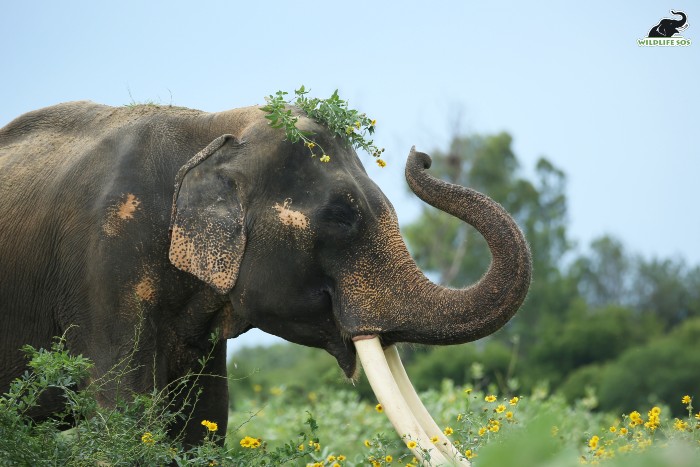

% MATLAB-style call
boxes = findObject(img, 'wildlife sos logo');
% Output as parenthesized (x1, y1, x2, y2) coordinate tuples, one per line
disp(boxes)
(638, 10, 691, 46)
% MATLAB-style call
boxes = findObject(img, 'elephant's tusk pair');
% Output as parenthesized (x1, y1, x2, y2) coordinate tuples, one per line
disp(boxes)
(353, 337, 470, 466)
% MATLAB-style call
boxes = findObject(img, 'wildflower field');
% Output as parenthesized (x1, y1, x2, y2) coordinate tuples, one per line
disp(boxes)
(1, 337, 699, 466)
(228, 381, 700, 467)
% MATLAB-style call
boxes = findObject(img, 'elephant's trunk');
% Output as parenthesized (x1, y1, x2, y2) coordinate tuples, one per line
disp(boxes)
(342, 147, 532, 346)
(672, 10, 687, 27)
(396, 147, 532, 344)
(344, 148, 531, 466)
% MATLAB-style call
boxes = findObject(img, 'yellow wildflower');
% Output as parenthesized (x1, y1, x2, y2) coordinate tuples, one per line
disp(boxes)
(314, 442, 321, 451)
(371, 119, 377, 126)
(674, 418, 689, 431)
(298, 443, 304, 451)
(333, 464, 340, 467)
(376, 158, 387, 168)
(495, 404, 506, 413)
(141, 432, 155, 446)
(375, 403, 384, 413)
(649, 406, 661, 416)
(588, 435, 599, 450)
(682, 395, 692, 405)
(506, 411, 514, 419)
(478, 427, 487, 436)
(305, 141, 316, 149)
(619, 427, 628, 435)
(464, 387, 473, 395)
(355, 121, 361, 129)
(695, 412, 700, 420)
(337, 455, 346, 461)
(320, 154, 330, 163)
(628, 411, 643, 427)
(345, 126, 354, 135)
(240, 436, 261, 449)
(327, 455, 336, 462)
(406, 440, 417, 449)
(385, 455, 393, 463)
(430, 435, 439, 443)
(201, 420, 218, 432)
(465, 449, 476, 459)
(509, 397, 519, 406)
(489, 422, 500, 433)
(485, 395, 497, 403)
(457, 413, 463, 421)
(609, 426, 617, 433)
(364, 439, 372, 448)
(444, 426, 454, 436)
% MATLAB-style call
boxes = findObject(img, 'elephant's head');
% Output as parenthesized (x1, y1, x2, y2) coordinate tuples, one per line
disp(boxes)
(649, 10, 688, 37)
(168, 108, 531, 465)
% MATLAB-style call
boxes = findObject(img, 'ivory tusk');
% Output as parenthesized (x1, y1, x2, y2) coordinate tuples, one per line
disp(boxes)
(385, 345, 471, 466)
(354, 337, 451, 466)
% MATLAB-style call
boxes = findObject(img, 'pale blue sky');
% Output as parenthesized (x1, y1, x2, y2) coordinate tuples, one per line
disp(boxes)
(2, 1, 698, 350)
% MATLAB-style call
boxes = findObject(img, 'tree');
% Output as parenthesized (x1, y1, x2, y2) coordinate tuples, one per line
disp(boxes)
(571, 235, 633, 308)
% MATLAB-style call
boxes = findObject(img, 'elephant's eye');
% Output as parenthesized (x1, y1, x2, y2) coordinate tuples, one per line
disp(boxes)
(318, 202, 358, 230)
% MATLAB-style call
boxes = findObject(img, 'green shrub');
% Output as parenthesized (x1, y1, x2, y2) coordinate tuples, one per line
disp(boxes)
(597, 318, 700, 414)
(0, 335, 318, 466)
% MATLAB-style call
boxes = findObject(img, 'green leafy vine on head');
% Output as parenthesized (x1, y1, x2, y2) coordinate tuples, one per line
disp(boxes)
(260, 86, 386, 167)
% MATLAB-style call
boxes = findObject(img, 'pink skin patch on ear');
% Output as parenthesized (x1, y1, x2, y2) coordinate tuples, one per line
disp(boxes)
(273, 199, 309, 229)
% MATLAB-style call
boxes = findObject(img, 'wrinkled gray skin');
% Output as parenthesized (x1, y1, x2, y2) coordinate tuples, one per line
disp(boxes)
(0, 102, 531, 445)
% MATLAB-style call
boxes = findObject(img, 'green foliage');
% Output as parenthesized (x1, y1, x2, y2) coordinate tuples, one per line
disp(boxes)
(228, 370, 700, 466)
(260, 86, 385, 166)
(228, 342, 374, 404)
(404, 340, 513, 392)
(0, 336, 320, 466)
(4, 337, 699, 465)
(596, 318, 700, 415)
(528, 302, 657, 386)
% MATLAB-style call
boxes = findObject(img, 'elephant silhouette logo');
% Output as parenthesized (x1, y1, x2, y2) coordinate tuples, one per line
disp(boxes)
(648, 10, 688, 37)
(638, 10, 691, 47)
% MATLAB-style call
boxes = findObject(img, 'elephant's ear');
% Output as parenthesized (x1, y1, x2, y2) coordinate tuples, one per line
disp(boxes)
(169, 135, 247, 294)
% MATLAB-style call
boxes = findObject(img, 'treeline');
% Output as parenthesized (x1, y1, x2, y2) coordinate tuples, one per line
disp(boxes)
(228, 132, 700, 415)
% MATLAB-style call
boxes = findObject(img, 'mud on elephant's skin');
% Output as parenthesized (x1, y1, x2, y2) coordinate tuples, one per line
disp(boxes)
(0, 101, 531, 462)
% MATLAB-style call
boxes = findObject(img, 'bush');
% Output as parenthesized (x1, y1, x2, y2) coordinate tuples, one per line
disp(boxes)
(0, 335, 318, 466)
(597, 318, 700, 415)
(528, 303, 656, 386)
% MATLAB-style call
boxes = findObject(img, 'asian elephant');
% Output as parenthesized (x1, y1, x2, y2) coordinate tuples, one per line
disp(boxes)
(648, 10, 688, 37)
(0, 101, 531, 464)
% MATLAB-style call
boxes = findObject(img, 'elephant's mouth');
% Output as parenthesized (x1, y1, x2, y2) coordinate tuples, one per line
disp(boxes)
(325, 336, 359, 379)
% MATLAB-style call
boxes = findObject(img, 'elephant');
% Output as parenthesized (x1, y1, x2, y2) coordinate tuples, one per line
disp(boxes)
(648, 10, 688, 37)
(0, 101, 531, 464)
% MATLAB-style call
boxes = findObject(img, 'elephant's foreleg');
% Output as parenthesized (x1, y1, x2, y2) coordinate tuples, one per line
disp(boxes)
(169, 340, 229, 447)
